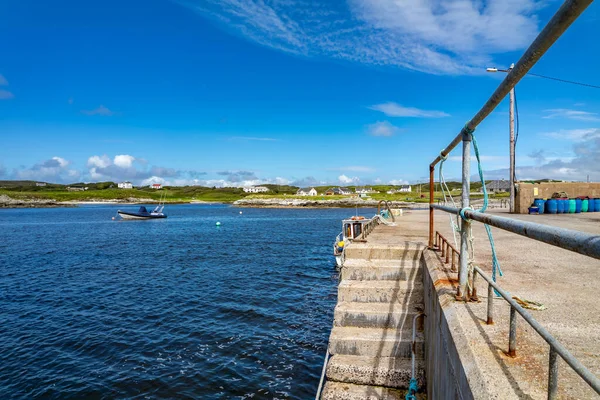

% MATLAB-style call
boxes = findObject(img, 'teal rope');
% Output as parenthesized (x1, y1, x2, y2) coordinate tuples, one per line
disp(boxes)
(471, 132, 503, 293)
(405, 378, 419, 400)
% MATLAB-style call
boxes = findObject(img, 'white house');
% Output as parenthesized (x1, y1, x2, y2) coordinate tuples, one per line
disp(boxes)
(296, 187, 317, 196)
(325, 187, 352, 196)
(118, 181, 133, 189)
(398, 185, 412, 193)
(36, 182, 47, 187)
(243, 186, 269, 193)
(387, 189, 397, 194)
(151, 183, 162, 190)
(355, 187, 377, 194)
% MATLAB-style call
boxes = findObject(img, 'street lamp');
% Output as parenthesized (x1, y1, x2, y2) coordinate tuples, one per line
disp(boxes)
(487, 63, 515, 213)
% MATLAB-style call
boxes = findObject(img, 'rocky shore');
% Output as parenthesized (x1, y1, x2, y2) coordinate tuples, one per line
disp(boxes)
(0, 195, 157, 208)
(232, 197, 421, 208)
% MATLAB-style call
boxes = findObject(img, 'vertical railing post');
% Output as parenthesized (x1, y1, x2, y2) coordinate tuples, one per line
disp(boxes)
(429, 166, 435, 248)
(445, 243, 450, 263)
(458, 131, 471, 299)
(487, 283, 494, 324)
(471, 269, 479, 301)
(548, 347, 559, 399)
(509, 306, 517, 357)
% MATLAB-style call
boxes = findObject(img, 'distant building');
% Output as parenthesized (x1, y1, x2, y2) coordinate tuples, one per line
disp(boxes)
(118, 181, 133, 189)
(355, 187, 377, 194)
(36, 182, 47, 187)
(296, 187, 317, 196)
(387, 189, 397, 194)
(151, 183, 162, 190)
(398, 185, 412, 193)
(67, 186, 86, 192)
(325, 187, 352, 196)
(488, 179, 510, 193)
(243, 186, 269, 193)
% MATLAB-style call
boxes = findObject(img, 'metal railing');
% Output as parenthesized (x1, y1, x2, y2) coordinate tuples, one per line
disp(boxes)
(434, 231, 458, 272)
(426, 1, 599, 397)
(470, 266, 600, 397)
(358, 217, 379, 241)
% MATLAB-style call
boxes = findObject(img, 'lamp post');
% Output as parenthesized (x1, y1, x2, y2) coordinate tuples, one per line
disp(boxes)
(487, 63, 515, 213)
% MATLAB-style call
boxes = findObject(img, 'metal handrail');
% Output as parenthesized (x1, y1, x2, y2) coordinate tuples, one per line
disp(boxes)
(424, 1, 596, 397)
(432, 204, 600, 260)
(377, 200, 396, 223)
(427, 0, 594, 249)
(472, 266, 600, 397)
(434, 231, 459, 272)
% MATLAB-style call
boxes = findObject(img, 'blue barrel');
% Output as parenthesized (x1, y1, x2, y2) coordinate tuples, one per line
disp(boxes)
(533, 199, 546, 214)
(582, 199, 589, 212)
(557, 199, 565, 214)
(545, 199, 558, 214)
(595, 199, 600, 212)
(575, 198, 582, 213)
(591, 199, 597, 212)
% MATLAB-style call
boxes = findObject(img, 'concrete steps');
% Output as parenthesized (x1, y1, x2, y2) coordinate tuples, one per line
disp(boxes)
(321, 381, 418, 400)
(329, 326, 424, 358)
(326, 355, 425, 389)
(337, 280, 423, 303)
(323, 236, 425, 399)
(334, 302, 420, 329)
(341, 260, 421, 281)
(343, 244, 423, 261)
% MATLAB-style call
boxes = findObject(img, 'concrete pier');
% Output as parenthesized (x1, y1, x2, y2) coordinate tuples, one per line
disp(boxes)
(321, 209, 600, 399)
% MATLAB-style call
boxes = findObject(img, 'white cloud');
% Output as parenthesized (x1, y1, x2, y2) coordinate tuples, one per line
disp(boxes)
(0, 74, 7, 85)
(366, 121, 402, 137)
(87, 155, 112, 168)
(14, 156, 77, 182)
(369, 102, 450, 118)
(82, 105, 116, 116)
(338, 174, 360, 184)
(114, 154, 135, 168)
(542, 128, 600, 141)
(542, 109, 600, 122)
(389, 179, 409, 185)
(177, 0, 543, 74)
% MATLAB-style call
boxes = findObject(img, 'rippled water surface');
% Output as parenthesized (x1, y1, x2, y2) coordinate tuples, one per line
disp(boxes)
(0, 205, 367, 399)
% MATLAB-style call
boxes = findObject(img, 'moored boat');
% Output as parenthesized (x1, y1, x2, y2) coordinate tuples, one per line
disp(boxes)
(117, 205, 167, 220)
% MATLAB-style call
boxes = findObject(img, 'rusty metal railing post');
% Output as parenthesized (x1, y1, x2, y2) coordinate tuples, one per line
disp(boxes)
(471, 269, 479, 301)
(429, 165, 434, 248)
(458, 132, 471, 299)
(509, 306, 517, 357)
(548, 348, 559, 399)
(487, 283, 494, 324)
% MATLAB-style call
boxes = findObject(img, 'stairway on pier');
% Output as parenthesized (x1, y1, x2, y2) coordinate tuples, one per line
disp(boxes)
(322, 240, 425, 400)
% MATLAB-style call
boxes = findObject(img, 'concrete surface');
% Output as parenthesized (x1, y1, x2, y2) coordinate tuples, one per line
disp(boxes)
(431, 208, 600, 399)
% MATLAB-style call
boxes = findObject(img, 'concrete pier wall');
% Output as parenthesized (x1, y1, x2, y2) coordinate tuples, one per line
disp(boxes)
(421, 250, 473, 399)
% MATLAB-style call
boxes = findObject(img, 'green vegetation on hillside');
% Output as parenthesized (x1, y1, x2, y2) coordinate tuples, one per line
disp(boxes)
(0, 180, 509, 204)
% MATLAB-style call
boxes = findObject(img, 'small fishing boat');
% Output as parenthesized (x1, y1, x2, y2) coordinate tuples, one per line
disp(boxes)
(117, 205, 167, 220)
(333, 201, 398, 267)
(118, 192, 167, 220)
(333, 216, 374, 267)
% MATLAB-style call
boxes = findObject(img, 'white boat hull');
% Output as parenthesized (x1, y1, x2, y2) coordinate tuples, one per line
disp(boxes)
(335, 254, 344, 268)
(117, 211, 165, 220)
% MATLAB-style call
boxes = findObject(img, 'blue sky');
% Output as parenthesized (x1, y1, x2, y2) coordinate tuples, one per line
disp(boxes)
(1, 0, 599, 187)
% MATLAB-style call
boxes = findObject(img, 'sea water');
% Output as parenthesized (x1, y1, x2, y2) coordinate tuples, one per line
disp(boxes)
(0, 204, 370, 399)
